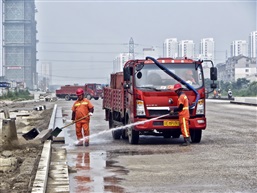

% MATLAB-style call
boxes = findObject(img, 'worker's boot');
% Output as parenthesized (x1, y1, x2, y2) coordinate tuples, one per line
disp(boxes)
(181, 137, 191, 146)
(84, 137, 89, 147)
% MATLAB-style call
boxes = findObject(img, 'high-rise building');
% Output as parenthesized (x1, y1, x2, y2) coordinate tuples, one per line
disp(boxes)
(178, 40, 194, 58)
(163, 38, 178, 58)
(2, 0, 37, 89)
(199, 38, 215, 64)
(231, 40, 248, 57)
(113, 53, 131, 73)
(199, 38, 215, 79)
(248, 31, 257, 58)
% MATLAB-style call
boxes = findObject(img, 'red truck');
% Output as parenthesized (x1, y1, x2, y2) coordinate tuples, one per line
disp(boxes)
(56, 83, 103, 101)
(103, 56, 217, 144)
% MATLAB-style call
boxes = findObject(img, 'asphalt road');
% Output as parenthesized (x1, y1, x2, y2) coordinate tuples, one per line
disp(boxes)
(56, 99, 257, 193)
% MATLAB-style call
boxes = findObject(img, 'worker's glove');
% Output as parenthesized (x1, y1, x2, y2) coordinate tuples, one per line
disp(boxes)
(88, 112, 93, 116)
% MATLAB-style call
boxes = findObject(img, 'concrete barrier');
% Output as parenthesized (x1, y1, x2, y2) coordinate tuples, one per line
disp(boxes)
(231, 97, 257, 106)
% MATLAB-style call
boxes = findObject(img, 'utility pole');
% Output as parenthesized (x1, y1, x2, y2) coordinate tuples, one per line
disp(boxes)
(129, 37, 134, 59)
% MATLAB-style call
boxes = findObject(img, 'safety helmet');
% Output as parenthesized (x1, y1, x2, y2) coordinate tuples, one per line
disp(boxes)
(173, 83, 182, 91)
(76, 88, 84, 96)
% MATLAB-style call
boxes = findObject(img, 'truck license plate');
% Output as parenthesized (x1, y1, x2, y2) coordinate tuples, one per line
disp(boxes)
(163, 120, 179, 126)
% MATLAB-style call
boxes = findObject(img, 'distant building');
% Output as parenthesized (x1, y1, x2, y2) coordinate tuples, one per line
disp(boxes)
(217, 55, 256, 82)
(163, 38, 178, 58)
(178, 40, 195, 58)
(113, 53, 131, 73)
(2, 0, 37, 89)
(248, 31, 257, 58)
(199, 38, 215, 65)
(231, 40, 248, 57)
(199, 38, 215, 79)
(37, 62, 52, 91)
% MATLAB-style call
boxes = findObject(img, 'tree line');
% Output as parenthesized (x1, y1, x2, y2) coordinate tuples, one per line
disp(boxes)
(206, 78, 257, 97)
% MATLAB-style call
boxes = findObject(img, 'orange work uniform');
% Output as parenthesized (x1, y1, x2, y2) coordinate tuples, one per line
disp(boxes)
(72, 98, 94, 140)
(177, 93, 190, 138)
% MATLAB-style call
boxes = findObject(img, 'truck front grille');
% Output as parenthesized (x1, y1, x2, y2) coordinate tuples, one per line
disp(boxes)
(148, 110, 170, 116)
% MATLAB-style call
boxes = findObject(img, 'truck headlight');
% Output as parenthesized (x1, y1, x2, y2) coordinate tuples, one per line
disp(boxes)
(196, 99, 204, 115)
(136, 100, 146, 116)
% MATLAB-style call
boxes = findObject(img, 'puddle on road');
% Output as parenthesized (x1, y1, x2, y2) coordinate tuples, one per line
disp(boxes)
(67, 151, 127, 193)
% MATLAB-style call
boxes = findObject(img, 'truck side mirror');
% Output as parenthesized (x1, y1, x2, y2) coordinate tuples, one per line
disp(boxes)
(210, 67, 217, 80)
(123, 67, 130, 81)
(210, 83, 217, 89)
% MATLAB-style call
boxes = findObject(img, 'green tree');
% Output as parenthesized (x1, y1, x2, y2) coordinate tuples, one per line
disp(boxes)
(235, 78, 250, 89)
(248, 81, 257, 96)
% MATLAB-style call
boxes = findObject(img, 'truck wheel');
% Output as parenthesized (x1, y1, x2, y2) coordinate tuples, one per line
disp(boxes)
(65, 95, 70, 101)
(190, 129, 202, 143)
(112, 128, 122, 140)
(126, 117, 139, 144)
(86, 94, 92, 100)
(121, 129, 128, 139)
(109, 112, 121, 140)
(127, 117, 139, 144)
(128, 128, 139, 144)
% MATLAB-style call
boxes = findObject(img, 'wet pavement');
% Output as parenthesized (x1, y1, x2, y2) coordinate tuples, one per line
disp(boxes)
(55, 99, 257, 193)
(67, 150, 126, 193)
(57, 99, 128, 193)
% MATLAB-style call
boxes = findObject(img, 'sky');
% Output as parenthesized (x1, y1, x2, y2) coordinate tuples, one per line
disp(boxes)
(1, 0, 256, 86)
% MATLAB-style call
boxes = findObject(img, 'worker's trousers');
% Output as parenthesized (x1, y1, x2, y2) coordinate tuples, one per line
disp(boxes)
(75, 121, 90, 140)
(179, 116, 190, 138)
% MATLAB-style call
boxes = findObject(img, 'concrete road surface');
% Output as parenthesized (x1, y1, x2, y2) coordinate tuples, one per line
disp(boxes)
(56, 98, 257, 193)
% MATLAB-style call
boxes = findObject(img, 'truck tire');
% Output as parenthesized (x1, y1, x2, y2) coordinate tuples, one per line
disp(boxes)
(112, 128, 122, 140)
(128, 128, 139, 144)
(109, 112, 121, 140)
(190, 129, 202, 143)
(127, 117, 139, 144)
(65, 95, 70, 101)
(86, 94, 92, 100)
(121, 129, 128, 139)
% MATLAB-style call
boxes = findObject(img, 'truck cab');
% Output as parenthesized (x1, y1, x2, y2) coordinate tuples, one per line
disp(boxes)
(84, 83, 103, 100)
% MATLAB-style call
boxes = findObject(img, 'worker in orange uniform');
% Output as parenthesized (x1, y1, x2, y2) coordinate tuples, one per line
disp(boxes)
(72, 88, 94, 146)
(170, 83, 191, 146)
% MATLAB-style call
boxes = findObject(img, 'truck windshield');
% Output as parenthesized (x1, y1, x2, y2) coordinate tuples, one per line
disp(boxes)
(96, 84, 102, 90)
(135, 63, 204, 90)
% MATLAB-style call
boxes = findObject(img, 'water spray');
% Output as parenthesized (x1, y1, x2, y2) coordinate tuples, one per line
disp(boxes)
(76, 113, 170, 145)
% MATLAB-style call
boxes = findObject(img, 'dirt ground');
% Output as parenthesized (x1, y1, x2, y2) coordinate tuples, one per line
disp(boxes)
(0, 100, 54, 193)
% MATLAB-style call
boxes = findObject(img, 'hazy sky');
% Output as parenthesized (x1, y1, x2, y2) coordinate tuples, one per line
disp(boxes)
(1, 0, 256, 85)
